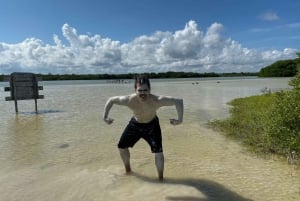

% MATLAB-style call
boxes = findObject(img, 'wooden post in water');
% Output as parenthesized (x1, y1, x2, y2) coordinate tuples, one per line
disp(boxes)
(14, 100, 18, 113)
(4, 72, 44, 113)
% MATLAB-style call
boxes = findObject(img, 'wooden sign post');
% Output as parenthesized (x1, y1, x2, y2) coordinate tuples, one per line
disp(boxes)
(4, 72, 44, 113)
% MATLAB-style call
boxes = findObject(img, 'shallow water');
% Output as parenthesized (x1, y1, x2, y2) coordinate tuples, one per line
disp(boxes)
(0, 77, 299, 201)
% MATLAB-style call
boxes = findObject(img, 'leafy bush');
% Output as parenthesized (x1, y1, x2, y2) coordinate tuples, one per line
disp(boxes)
(289, 67, 300, 90)
(210, 54, 300, 163)
(209, 94, 275, 153)
(268, 78, 300, 156)
(211, 78, 300, 159)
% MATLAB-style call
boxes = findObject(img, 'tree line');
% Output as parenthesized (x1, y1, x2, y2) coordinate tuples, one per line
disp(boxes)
(0, 71, 258, 81)
(259, 52, 300, 77)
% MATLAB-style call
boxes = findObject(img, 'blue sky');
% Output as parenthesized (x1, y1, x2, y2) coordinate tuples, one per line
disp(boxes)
(0, 0, 299, 74)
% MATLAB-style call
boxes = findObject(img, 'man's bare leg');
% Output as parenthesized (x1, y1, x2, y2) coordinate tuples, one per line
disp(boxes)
(155, 152, 164, 181)
(119, 148, 131, 173)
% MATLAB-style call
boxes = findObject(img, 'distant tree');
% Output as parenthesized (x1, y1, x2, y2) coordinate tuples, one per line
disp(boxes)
(259, 60, 297, 77)
(259, 57, 298, 77)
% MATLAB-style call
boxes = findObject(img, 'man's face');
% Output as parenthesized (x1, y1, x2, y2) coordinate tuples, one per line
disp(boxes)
(135, 83, 150, 101)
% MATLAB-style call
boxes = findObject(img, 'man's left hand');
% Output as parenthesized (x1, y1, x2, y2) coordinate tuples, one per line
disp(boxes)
(170, 119, 182, 125)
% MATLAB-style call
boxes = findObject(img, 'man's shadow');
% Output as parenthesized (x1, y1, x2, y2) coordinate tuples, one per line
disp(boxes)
(132, 172, 253, 201)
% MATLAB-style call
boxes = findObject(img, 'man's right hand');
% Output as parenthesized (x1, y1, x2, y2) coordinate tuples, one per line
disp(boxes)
(104, 117, 114, 125)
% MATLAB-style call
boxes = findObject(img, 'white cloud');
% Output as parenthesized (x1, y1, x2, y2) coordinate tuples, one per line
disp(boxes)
(251, 22, 300, 33)
(159, 21, 202, 59)
(260, 11, 280, 21)
(0, 20, 298, 74)
(285, 22, 300, 29)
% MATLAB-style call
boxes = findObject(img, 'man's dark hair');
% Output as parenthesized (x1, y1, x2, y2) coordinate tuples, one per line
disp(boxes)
(134, 74, 151, 89)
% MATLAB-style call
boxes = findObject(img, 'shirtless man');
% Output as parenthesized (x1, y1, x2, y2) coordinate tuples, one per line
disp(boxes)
(103, 75, 183, 181)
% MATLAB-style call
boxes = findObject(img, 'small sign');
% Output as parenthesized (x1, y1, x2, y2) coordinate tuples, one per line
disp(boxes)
(4, 72, 44, 113)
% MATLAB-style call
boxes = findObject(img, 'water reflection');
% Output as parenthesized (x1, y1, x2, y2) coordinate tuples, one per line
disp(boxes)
(15, 109, 63, 115)
(6, 115, 45, 167)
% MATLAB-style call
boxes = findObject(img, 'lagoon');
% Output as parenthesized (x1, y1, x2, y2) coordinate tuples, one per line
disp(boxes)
(0, 77, 299, 201)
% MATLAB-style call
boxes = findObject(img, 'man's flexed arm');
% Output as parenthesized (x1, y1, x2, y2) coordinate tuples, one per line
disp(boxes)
(170, 98, 183, 125)
(157, 96, 184, 125)
(103, 95, 130, 124)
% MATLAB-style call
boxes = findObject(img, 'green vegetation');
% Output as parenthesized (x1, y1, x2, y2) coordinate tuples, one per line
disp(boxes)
(209, 94, 275, 153)
(259, 59, 298, 77)
(259, 53, 300, 77)
(209, 55, 300, 164)
(0, 71, 258, 81)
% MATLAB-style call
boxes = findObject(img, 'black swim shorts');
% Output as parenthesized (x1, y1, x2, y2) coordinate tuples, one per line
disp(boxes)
(118, 116, 163, 153)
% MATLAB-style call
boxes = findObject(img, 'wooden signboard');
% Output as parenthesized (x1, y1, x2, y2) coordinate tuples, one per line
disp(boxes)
(4, 72, 44, 113)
